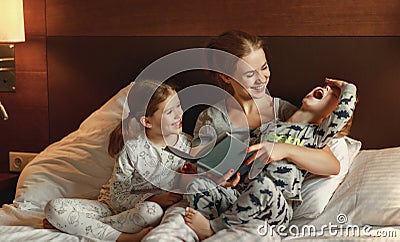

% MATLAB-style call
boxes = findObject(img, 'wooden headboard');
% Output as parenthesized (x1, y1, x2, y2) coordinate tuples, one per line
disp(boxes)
(47, 36, 400, 149)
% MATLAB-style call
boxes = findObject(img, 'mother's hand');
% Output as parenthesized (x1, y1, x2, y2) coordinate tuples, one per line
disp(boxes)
(244, 142, 286, 166)
(246, 142, 340, 175)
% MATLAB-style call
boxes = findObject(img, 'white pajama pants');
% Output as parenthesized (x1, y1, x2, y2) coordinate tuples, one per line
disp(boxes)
(45, 198, 163, 241)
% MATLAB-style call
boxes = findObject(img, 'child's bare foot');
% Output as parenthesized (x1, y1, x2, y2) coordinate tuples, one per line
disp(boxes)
(117, 227, 153, 242)
(184, 207, 214, 240)
(42, 218, 57, 230)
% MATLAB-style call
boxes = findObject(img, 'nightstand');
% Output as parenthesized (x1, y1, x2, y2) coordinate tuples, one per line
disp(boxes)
(0, 173, 19, 206)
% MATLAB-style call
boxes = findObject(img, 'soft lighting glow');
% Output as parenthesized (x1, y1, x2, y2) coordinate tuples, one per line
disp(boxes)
(0, 0, 25, 43)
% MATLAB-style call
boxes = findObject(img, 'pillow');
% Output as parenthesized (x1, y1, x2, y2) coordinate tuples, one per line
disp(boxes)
(14, 83, 132, 211)
(345, 136, 363, 165)
(292, 136, 362, 219)
(292, 146, 400, 228)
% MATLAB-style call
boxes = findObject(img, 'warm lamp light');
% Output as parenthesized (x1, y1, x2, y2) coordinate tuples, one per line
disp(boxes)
(0, 0, 25, 116)
(0, 0, 25, 43)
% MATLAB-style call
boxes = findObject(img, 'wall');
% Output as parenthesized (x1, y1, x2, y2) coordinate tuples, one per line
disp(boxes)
(0, 0, 399, 172)
(0, 0, 47, 172)
(46, 0, 400, 36)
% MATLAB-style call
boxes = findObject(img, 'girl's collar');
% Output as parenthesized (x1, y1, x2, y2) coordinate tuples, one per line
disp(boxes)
(146, 133, 182, 149)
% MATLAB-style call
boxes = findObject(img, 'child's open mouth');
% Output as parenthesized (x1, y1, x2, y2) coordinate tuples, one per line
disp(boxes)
(313, 89, 324, 100)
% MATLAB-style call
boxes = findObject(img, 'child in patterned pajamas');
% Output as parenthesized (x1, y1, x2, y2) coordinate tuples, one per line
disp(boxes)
(261, 79, 357, 202)
(184, 78, 357, 240)
(44, 80, 191, 242)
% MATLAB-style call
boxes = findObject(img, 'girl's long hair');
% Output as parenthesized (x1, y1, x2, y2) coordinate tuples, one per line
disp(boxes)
(108, 80, 175, 158)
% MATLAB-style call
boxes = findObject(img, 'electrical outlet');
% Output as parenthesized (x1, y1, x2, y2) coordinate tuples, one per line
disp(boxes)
(9, 151, 39, 172)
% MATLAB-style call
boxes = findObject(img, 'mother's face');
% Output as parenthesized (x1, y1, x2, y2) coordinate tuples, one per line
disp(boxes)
(229, 48, 270, 100)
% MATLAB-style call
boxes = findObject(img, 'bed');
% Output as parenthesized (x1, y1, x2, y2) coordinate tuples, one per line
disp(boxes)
(0, 81, 399, 242)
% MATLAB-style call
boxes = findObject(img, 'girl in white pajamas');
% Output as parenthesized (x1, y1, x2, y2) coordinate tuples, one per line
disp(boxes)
(44, 80, 191, 242)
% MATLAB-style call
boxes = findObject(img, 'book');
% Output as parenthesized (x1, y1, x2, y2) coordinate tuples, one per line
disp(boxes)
(165, 132, 253, 178)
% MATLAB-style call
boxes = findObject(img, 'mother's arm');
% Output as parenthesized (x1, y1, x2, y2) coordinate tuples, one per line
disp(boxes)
(192, 105, 231, 145)
(264, 98, 340, 175)
(246, 142, 340, 176)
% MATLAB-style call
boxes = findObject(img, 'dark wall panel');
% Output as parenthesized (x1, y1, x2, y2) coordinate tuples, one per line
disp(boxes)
(266, 37, 400, 149)
(47, 37, 211, 142)
(47, 36, 400, 149)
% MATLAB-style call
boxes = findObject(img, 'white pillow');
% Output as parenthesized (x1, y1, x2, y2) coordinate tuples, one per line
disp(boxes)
(292, 146, 400, 228)
(293, 136, 362, 219)
(14, 83, 132, 211)
(345, 136, 363, 165)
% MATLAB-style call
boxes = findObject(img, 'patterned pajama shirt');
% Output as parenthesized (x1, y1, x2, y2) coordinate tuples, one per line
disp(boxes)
(263, 83, 357, 201)
(186, 98, 297, 232)
(45, 133, 191, 241)
(187, 84, 357, 232)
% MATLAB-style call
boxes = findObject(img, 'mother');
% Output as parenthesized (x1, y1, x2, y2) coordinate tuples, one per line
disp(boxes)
(143, 30, 340, 241)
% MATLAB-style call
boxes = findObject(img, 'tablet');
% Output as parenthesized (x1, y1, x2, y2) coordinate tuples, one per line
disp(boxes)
(166, 132, 252, 178)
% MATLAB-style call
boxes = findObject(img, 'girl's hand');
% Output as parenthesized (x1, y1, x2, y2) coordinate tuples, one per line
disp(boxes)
(204, 168, 240, 188)
(180, 162, 197, 174)
(220, 171, 240, 188)
(244, 142, 286, 166)
(146, 192, 183, 208)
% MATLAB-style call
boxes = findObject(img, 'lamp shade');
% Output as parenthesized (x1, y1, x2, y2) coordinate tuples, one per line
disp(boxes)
(0, 0, 25, 43)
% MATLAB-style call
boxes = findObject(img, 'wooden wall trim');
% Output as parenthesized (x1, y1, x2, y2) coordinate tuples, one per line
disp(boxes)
(46, 0, 400, 36)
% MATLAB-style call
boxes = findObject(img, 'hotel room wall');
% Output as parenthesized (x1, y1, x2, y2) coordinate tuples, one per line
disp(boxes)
(0, 0, 399, 172)
(0, 0, 47, 172)
(46, 36, 400, 151)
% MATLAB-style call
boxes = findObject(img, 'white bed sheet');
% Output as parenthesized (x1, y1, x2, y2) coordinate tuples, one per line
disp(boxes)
(0, 204, 100, 242)
(1, 199, 399, 242)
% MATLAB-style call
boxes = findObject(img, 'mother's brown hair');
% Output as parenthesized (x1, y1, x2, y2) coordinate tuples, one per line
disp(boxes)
(206, 30, 264, 95)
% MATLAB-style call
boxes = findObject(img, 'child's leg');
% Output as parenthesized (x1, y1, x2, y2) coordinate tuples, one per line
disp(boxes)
(212, 176, 293, 232)
(264, 161, 304, 200)
(185, 177, 239, 220)
(45, 198, 121, 241)
(99, 201, 164, 233)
